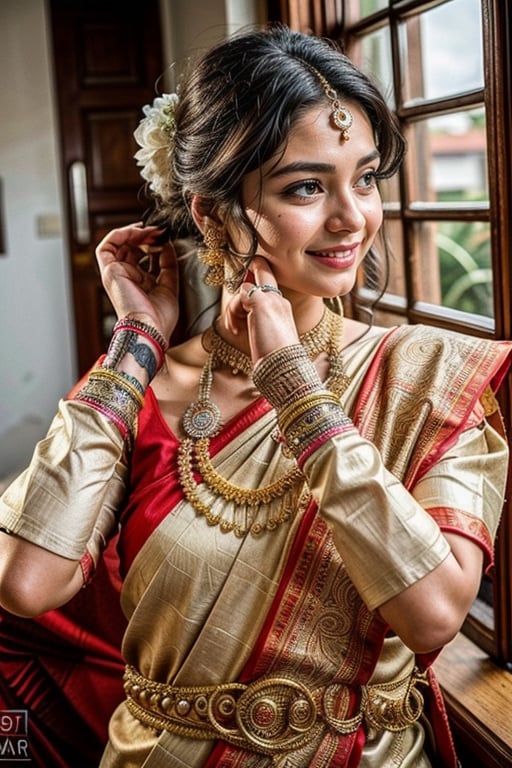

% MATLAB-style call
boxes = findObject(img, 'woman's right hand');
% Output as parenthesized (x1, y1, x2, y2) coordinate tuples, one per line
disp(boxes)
(95, 223, 180, 341)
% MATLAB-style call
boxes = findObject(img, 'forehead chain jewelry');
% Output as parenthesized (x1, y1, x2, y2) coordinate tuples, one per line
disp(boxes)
(301, 61, 353, 142)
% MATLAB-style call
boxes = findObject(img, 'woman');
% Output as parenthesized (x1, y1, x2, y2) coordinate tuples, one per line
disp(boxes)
(0, 24, 511, 768)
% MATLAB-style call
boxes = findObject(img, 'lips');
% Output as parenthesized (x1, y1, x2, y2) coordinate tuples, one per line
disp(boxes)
(310, 250, 349, 258)
(306, 244, 359, 269)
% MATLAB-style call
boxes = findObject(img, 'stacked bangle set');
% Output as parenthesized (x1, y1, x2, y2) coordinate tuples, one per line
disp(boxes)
(74, 317, 168, 446)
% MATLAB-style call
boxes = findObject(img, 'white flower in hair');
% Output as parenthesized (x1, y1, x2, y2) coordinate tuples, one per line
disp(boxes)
(134, 92, 179, 201)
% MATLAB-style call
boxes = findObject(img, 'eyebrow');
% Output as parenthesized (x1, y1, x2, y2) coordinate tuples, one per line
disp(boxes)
(268, 150, 381, 178)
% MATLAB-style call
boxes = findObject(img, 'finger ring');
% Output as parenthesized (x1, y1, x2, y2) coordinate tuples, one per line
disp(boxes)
(260, 284, 283, 295)
(247, 284, 282, 298)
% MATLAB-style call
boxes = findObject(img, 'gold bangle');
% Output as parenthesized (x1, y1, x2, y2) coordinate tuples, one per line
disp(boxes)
(253, 346, 323, 408)
(278, 392, 340, 433)
(92, 367, 144, 407)
(75, 370, 144, 442)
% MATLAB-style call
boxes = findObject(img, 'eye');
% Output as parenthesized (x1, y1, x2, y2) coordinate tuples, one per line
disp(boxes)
(283, 179, 323, 199)
(356, 170, 379, 190)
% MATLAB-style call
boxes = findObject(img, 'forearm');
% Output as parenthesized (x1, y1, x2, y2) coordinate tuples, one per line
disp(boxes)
(0, 317, 166, 615)
(253, 345, 497, 651)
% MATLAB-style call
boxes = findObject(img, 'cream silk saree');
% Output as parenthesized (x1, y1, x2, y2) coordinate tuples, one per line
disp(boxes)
(1, 324, 510, 768)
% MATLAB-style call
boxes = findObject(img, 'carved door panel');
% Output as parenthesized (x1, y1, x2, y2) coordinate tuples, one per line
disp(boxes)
(49, 0, 163, 374)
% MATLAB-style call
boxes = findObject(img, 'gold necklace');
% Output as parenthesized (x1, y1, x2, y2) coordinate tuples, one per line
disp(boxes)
(178, 304, 351, 535)
(202, 305, 342, 377)
(177, 440, 310, 537)
(183, 306, 348, 438)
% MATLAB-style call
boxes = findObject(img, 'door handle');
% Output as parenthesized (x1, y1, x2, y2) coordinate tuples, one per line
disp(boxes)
(69, 160, 90, 245)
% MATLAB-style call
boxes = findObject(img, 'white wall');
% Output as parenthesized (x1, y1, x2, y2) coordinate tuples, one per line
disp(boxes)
(0, 0, 74, 475)
(0, 0, 262, 476)
(159, 0, 262, 89)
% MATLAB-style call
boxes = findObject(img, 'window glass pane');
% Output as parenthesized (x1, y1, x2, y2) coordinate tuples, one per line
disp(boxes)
(399, 0, 483, 103)
(383, 218, 405, 298)
(412, 220, 492, 318)
(407, 109, 488, 204)
(379, 174, 400, 206)
(348, 0, 388, 19)
(359, 218, 405, 301)
(349, 26, 394, 107)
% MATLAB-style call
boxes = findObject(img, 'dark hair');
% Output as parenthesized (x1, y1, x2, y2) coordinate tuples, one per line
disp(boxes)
(145, 23, 405, 298)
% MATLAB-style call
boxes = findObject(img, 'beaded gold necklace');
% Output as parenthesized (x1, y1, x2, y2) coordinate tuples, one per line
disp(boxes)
(177, 306, 351, 536)
(201, 306, 343, 377)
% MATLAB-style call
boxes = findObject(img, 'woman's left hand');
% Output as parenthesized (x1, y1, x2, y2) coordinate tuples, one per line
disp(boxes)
(224, 256, 299, 367)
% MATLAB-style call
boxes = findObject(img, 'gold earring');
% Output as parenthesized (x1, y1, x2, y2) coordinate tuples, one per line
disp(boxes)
(198, 227, 226, 286)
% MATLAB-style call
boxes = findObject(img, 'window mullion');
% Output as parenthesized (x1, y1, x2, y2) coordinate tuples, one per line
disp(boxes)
(481, 0, 512, 665)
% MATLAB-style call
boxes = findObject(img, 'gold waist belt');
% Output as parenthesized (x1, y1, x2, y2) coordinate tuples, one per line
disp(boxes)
(123, 665, 429, 756)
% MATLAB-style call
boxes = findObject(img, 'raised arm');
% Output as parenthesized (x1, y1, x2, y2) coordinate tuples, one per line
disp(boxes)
(0, 224, 179, 617)
(235, 258, 509, 655)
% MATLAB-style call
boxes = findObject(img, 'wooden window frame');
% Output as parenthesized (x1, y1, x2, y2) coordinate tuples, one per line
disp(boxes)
(341, 0, 512, 668)
(268, 1, 512, 762)
(270, 0, 512, 666)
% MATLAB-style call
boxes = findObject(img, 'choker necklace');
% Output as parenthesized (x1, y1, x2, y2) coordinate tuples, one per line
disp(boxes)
(184, 306, 348, 438)
(201, 306, 342, 377)
(178, 305, 351, 536)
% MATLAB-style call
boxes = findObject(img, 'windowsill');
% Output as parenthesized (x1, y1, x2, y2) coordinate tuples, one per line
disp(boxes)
(433, 632, 512, 767)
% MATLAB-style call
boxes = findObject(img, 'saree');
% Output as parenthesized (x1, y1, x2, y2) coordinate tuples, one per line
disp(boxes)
(0, 541, 125, 767)
(95, 324, 511, 768)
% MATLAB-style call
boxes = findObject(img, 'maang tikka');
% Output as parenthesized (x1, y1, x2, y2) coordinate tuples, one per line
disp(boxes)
(198, 226, 227, 286)
(302, 62, 353, 142)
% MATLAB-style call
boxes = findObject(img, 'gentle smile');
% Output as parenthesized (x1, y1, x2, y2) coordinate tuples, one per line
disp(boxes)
(306, 244, 359, 267)
(309, 249, 352, 257)
(307, 242, 360, 256)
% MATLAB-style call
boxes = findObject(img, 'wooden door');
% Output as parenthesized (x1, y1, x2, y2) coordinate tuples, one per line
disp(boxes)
(49, 0, 164, 375)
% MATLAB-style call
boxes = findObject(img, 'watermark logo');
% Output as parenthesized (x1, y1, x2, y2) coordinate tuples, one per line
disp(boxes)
(0, 711, 30, 762)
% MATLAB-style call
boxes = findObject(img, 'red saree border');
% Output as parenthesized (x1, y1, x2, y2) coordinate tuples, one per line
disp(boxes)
(204, 501, 380, 768)
(351, 326, 512, 488)
(239, 501, 385, 688)
(428, 505, 494, 569)
(238, 495, 320, 681)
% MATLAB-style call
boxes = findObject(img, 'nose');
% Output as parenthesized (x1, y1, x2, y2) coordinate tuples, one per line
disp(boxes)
(326, 193, 366, 233)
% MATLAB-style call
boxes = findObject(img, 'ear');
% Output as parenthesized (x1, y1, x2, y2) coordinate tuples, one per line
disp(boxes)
(190, 195, 224, 235)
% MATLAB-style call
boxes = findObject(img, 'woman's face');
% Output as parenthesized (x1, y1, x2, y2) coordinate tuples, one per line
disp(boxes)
(232, 102, 383, 300)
